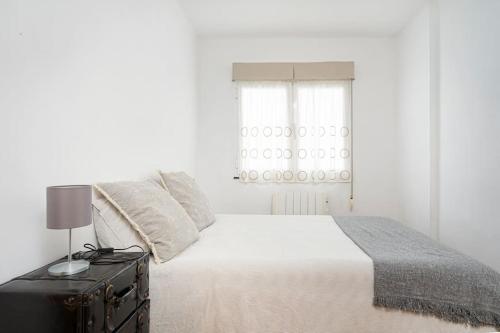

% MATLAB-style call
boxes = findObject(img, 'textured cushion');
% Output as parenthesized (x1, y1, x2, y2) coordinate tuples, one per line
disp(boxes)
(92, 189, 148, 251)
(94, 180, 199, 263)
(159, 171, 216, 231)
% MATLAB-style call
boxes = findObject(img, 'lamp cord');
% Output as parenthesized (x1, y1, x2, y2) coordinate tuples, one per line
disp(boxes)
(72, 243, 146, 265)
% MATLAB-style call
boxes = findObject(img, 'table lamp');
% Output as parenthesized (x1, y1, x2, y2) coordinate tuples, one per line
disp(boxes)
(46, 185, 92, 276)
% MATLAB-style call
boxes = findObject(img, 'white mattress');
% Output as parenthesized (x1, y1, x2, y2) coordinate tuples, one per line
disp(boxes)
(150, 214, 493, 333)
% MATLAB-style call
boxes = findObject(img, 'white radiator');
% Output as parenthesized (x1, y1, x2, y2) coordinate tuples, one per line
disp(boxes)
(271, 192, 329, 215)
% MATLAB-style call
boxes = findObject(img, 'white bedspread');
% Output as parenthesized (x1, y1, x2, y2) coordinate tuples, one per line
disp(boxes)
(150, 214, 493, 333)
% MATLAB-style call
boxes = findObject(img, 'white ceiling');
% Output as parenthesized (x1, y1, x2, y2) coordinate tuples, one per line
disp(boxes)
(179, 0, 427, 37)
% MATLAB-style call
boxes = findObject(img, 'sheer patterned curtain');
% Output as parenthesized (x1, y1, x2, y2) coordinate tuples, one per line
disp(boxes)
(238, 82, 292, 182)
(294, 81, 351, 182)
(238, 80, 351, 183)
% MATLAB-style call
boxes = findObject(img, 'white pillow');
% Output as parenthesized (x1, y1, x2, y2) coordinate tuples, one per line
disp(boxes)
(158, 171, 216, 231)
(92, 189, 148, 251)
(94, 180, 199, 263)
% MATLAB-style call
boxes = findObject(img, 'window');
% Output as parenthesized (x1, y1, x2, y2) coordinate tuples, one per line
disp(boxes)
(238, 80, 351, 183)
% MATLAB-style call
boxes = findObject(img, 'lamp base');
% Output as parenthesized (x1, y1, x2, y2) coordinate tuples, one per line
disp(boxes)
(48, 260, 90, 276)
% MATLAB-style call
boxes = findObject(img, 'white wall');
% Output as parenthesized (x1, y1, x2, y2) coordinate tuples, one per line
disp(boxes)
(396, 4, 433, 236)
(0, 0, 197, 282)
(196, 37, 399, 218)
(438, 0, 500, 271)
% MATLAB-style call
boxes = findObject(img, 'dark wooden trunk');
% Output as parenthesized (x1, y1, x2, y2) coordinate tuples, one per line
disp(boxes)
(0, 252, 149, 333)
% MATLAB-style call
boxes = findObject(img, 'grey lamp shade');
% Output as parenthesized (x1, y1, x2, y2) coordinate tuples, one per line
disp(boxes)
(46, 185, 92, 229)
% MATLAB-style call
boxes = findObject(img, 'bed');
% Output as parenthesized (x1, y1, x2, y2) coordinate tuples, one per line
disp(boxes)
(149, 214, 495, 333)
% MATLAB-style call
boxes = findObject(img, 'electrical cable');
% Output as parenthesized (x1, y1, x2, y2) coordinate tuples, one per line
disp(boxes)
(72, 243, 146, 265)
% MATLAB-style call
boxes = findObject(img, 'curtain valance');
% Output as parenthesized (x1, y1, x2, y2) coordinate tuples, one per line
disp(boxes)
(232, 61, 355, 81)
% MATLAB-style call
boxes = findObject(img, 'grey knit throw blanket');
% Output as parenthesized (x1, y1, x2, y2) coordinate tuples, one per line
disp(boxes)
(334, 216, 500, 328)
